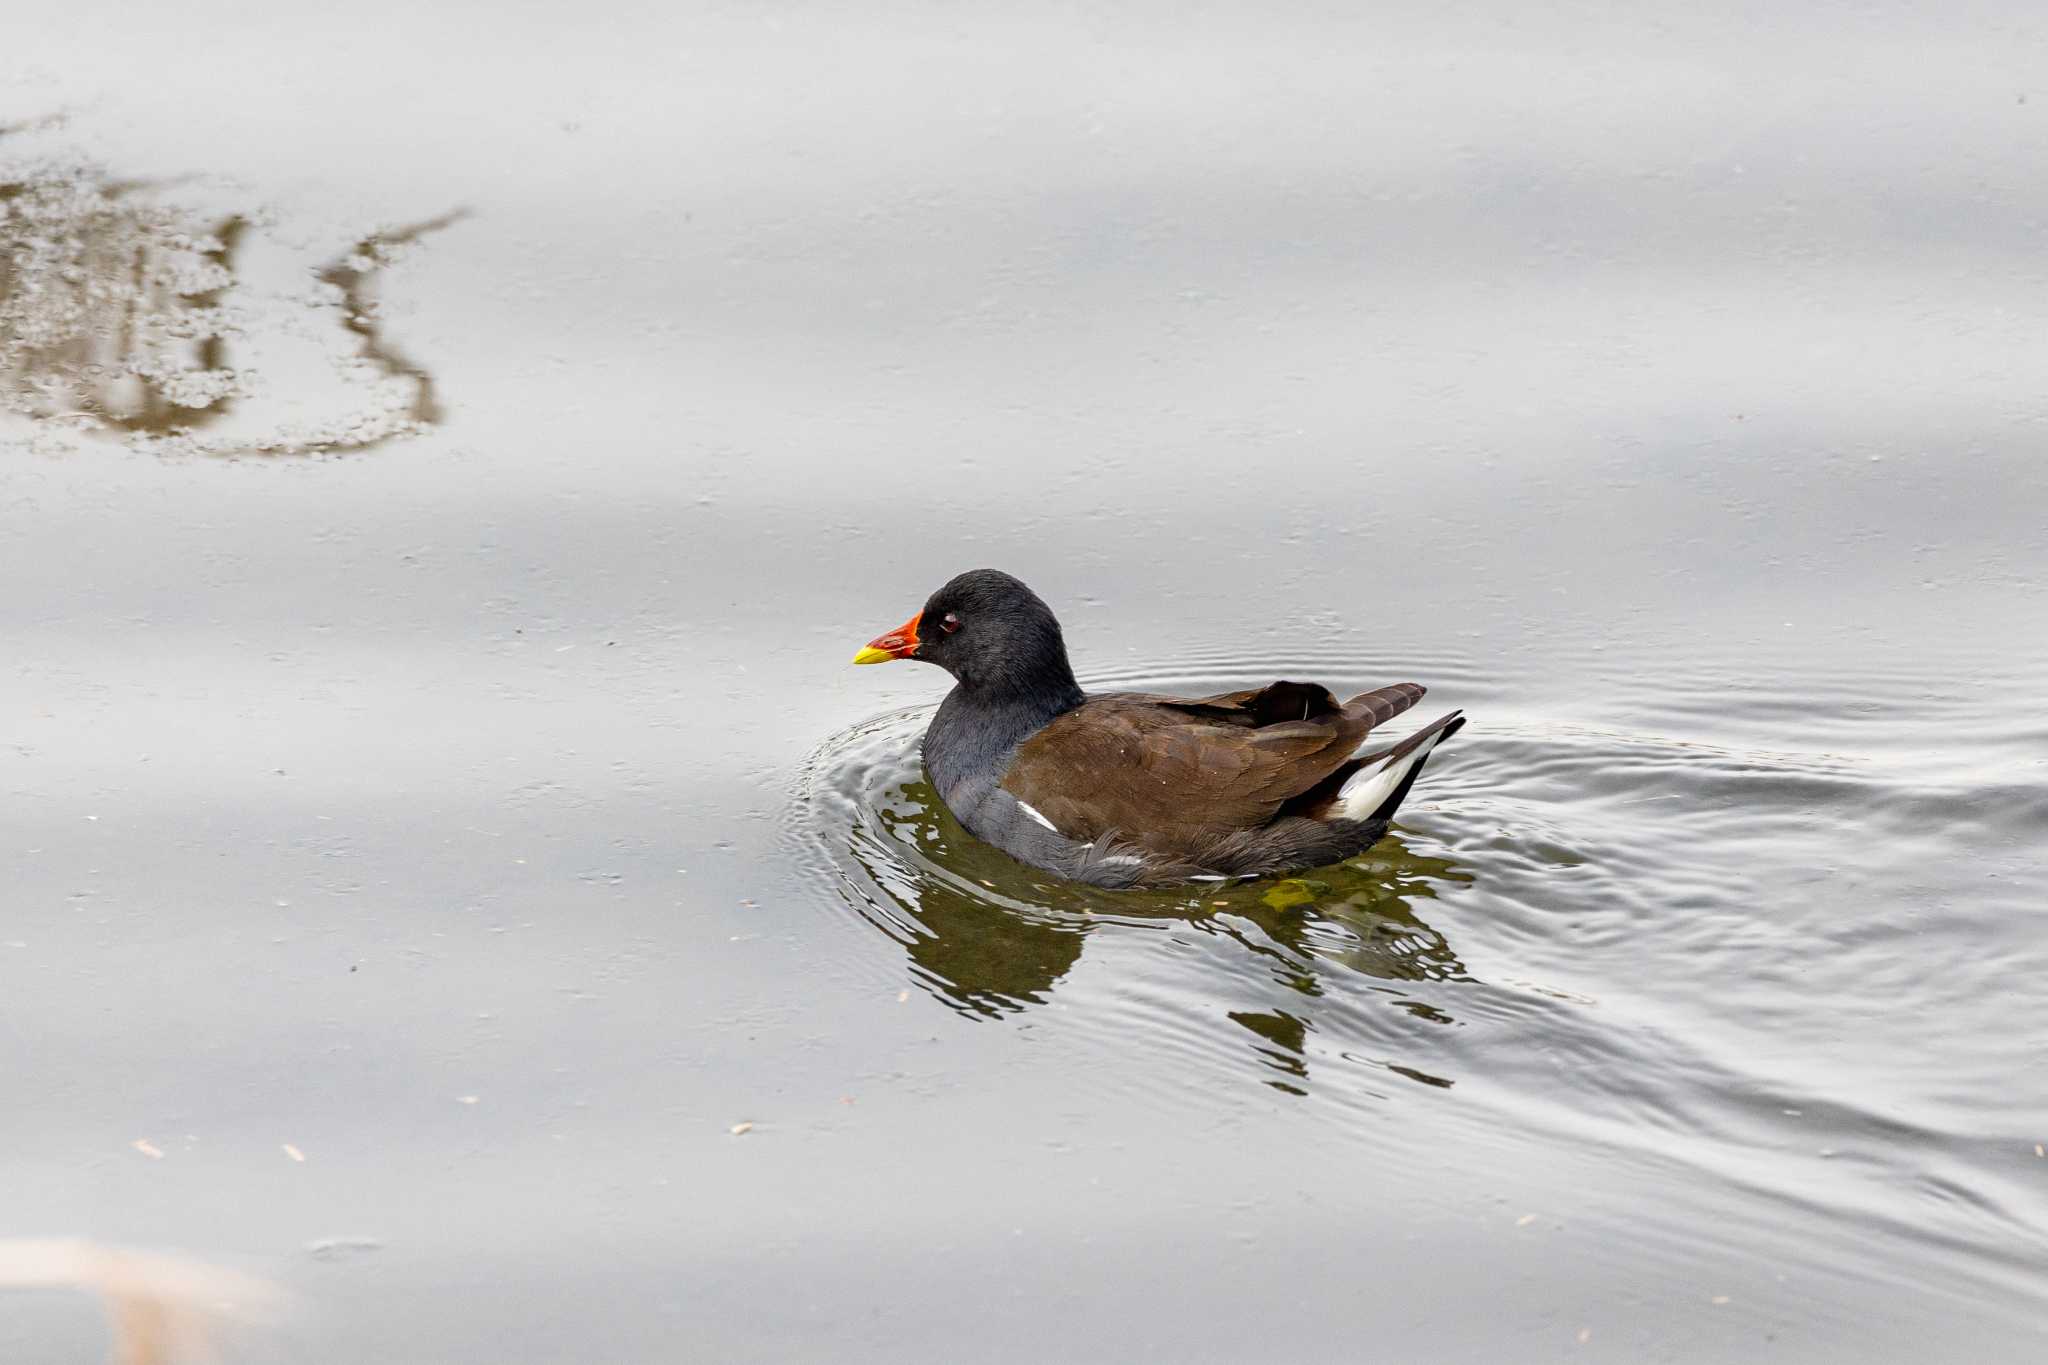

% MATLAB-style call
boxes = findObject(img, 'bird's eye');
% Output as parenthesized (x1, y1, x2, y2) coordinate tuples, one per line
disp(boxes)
(939, 612, 962, 635)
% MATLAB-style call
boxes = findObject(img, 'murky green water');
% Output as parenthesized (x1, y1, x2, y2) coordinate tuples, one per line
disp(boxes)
(6, 4, 2047, 1361)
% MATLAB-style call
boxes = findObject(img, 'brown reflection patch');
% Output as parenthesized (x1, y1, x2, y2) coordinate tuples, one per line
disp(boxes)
(313, 209, 470, 434)
(2, 127, 462, 456)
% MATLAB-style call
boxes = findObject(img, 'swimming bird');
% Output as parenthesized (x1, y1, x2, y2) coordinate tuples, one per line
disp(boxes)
(852, 569, 1465, 888)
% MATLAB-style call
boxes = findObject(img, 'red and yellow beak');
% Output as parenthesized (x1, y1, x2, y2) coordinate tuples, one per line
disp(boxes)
(852, 611, 921, 665)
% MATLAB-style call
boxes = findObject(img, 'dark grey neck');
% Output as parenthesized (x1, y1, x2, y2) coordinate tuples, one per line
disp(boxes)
(922, 677, 1083, 814)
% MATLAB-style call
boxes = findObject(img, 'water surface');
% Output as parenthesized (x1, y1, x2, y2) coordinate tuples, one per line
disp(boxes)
(5, 4, 2047, 1361)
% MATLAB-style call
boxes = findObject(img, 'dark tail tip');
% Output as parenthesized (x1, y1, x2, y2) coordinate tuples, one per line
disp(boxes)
(1366, 711, 1466, 824)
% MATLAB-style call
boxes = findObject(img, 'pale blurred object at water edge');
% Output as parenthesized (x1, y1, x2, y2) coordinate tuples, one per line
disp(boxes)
(0, 1239, 285, 1365)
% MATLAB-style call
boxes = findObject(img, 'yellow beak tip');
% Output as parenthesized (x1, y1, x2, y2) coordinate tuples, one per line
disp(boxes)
(851, 646, 896, 665)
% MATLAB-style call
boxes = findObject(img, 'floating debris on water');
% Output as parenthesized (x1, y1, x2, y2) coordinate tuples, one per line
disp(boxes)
(130, 1139, 164, 1160)
(729, 1122, 754, 1136)
(304, 1236, 382, 1260)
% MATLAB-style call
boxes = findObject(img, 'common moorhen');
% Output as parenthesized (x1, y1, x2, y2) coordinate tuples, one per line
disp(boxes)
(853, 570, 1465, 888)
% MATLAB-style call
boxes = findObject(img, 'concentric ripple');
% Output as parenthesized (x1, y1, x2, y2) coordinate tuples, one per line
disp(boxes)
(788, 657, 2048, 1316)
(788, 684, 1490, 1096)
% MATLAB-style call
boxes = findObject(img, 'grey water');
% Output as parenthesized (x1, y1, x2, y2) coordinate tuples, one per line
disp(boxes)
(4, 2, 2047, 1361)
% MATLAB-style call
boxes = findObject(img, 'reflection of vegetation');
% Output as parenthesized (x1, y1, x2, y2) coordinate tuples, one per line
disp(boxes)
(837, 762, 1474, 1090)
(2, 126, 459, 454)
(313, 210, 468, 432)
(0, 160, 246, 434)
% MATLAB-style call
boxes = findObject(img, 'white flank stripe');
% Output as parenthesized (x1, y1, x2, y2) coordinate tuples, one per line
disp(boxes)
(1336, 732, 1444, 821)
(1017, 800, 1059, 832)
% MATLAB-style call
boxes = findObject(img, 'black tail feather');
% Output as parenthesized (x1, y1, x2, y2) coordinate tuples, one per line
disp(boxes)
(1365, 712, 1466, 824)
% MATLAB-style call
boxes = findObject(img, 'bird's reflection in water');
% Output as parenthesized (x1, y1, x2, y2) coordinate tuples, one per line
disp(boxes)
(841, 775, 1472, 1093)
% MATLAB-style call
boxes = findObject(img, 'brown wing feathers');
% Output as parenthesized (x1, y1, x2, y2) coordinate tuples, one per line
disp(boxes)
(999, 679, 1429, 851)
